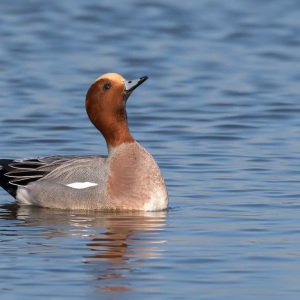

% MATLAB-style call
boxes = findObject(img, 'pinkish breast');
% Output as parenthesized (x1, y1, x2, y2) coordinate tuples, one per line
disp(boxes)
(106, 142, 167, 210)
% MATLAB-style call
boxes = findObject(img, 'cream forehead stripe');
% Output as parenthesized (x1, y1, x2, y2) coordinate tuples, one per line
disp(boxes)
(66, 182, 98, 189)
(93, 73, 125, 84)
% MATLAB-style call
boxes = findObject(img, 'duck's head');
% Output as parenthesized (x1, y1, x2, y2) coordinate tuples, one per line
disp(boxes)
(85, 73, 148, 147)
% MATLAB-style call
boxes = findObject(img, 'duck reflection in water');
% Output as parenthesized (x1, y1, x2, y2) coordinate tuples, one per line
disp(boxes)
(0, 203, 167, 293)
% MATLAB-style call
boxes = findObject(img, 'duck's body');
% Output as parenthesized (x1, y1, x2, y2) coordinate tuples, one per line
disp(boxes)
(0, 73, 168, 211)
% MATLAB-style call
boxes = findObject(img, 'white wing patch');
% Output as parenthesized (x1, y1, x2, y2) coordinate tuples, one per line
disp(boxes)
(66, 182, 98, 189)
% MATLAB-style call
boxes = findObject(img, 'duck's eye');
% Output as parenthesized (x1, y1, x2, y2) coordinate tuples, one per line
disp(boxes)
(103, 83, 111, 90)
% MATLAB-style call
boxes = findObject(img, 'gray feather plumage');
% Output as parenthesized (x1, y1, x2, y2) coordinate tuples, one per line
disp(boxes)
(4, 155, 107, 187)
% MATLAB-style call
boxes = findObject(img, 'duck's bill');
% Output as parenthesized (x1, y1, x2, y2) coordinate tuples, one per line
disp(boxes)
(124, 76, 148, 93)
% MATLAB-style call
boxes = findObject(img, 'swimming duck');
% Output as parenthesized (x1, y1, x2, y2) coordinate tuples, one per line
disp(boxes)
(0, 73, 168, 211)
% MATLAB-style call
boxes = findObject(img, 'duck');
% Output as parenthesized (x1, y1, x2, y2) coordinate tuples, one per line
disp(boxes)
(0, 73, 168, 211)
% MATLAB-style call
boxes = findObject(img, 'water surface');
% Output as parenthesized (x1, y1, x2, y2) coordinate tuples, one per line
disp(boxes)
(1, 1, 300, 299)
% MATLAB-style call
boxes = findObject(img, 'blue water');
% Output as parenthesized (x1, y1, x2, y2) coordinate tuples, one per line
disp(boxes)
(1, 1, 300, 299)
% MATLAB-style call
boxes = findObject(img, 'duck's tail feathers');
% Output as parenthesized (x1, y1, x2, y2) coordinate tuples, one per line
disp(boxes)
(0, 159, 17, 198)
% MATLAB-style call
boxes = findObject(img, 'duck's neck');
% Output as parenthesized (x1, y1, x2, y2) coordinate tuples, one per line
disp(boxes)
(104, 122, 135, 148)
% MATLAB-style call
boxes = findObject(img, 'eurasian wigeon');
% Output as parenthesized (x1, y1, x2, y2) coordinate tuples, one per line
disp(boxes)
(0, 73, 168, 211)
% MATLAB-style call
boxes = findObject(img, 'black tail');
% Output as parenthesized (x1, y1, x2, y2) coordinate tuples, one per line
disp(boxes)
(0, 159, 17, 198)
